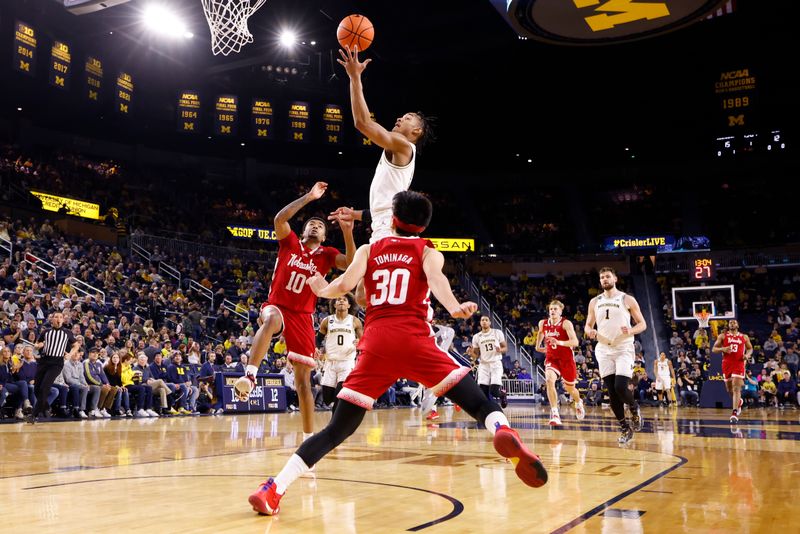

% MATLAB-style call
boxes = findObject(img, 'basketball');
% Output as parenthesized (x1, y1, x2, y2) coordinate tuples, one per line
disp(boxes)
(337, 14, 374, 51)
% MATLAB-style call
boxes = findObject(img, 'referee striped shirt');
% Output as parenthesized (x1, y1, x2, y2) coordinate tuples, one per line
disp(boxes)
(37, 326, 77, 359)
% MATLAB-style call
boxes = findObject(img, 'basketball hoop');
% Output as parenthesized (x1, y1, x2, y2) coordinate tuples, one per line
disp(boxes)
(200, 0, 267, 56)
(694, 310, 711, 329)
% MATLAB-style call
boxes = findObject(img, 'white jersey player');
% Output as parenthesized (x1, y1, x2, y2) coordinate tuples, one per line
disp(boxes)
(585, 267, 647, 443)
(653, 352, 676, 406)
(470, 316, 508, 407)
(318, 295, 363, 412)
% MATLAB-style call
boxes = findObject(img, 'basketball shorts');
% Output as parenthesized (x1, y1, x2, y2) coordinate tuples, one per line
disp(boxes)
(337, 322, 470, 410)
(595, 343, 635, 379)
(477, 361, 503, 386)
(261, 303, 316, 368)
(655, 375, 672, 390)
(370, 210, 393, 243)
(321, 359, 356, 388)
(545, 355, 577, 386)
(722, 357, 745, 380)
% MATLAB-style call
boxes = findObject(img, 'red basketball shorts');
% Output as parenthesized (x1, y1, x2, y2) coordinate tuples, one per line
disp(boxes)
(261, 303, 316, 368)
(337, 321, 470, 410)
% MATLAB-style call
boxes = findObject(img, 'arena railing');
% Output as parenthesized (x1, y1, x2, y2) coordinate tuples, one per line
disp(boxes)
(159, 262, 181, 285)
(502, 378, 535, 399)
(66, 276, 106, 304)
(20, 252, 56, 280)
(0, 235, 12, 260)
(189, 279, 214, 308)
(130, 241, 151, 263)
(222, 298, 248, 321)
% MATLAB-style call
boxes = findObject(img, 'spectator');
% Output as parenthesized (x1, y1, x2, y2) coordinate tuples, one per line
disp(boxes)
(742, 370, 760, 406)
(585, 382, 603, 407)
(124, 353, 155, 417)
(62, 350, 93, 417)
(0, 346, 32, 419)
(134, 352, 169, 416)
(776, 371, 797, 407)
(84, 348, 116, 417)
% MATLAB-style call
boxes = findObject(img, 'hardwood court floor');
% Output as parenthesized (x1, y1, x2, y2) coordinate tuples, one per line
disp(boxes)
(1, 404, 797, 533)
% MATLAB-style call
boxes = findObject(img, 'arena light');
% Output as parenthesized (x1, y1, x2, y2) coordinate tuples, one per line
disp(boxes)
(279, 30, 297, 48)
(143, 4, 192, 39)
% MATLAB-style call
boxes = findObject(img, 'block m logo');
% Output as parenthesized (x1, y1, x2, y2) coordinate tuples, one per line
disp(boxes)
(19, 60, 30, 72)
(257, 129, 268, 137)
(183, 122, 194, 131)
(55, 76, 65, 87)
(574, 0, 670, 32)
(293, 132, 304, 141)
(220, 125, 231, 134)
(728, 114, 745, 127)
(119, 103, 128, 113)
(88, 90, 97, 101)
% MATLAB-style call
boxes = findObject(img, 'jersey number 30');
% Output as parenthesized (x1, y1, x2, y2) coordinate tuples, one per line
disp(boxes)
(371, 268, 410, 305)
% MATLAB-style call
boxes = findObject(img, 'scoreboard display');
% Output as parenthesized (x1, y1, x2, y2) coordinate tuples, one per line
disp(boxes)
(691, 257, 715, 281)
(216, 373, 287, 413)
(13, 21, 36, 76)
(323, 104, 343, 145)
(214, 94, 238, 136)
(177, 90, 201, 133)
(116, 72, 133, 114)
(85, 56, 103, 102)
(251, 98, 274, 139)
(49, 40, 71, 90)
(288, 101, 310, 142)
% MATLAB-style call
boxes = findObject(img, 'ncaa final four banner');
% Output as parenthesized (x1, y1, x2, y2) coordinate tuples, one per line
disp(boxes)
(323, 104, 343, 145)
(13, 21, 37, 76)
(116, 72, 133, 114)
(215, 373, 287, 413)
(85, 56, 103, 103)
(214, 94, 238, 136)
(49, 40, 72, 90)
(177, 90, 201, 133)
(251, 98, 274, 140)
(288, 101, 310, 143)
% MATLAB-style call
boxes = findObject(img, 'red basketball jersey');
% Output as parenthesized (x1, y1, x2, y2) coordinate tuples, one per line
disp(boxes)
(364, 236, 434, 334)
(267, 231, 340, 314)
(542, 318, 573, 360)
(722, 332, 747, 360)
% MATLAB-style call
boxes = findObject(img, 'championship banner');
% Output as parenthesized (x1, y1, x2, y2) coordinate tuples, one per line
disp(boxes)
(714, 67, 758, 132)
(13, 21, 36, 76)
(177, 90, 201, 133)
(360, 112, 376, 146)
(323, 104, 343, 145)
(226, 225, 278, 241)
(251, 98, 274, 139)
(116, 72, 133, 114)
(30, 190, 100, 219)
(430, 238, 475, 252)
(288, 101, 310, 142)
(214, 94, 238, 136)
(49, 40, 71, 90)
(85, 56, 103, 102)
(216, 373, 286, 413)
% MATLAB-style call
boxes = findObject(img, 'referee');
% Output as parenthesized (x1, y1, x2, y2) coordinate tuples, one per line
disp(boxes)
(29, 311, 80, 423)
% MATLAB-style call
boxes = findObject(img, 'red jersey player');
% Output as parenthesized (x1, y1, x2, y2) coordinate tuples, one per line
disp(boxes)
(247, 191, 547, 517)
(235, 182, 355, 439)
(712, 319, 753, 423)
(535, 300, 584, 426)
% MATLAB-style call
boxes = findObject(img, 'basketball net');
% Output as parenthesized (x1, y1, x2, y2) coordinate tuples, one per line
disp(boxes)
(200, 0, 267, 56)
(694, 310, 711, 329)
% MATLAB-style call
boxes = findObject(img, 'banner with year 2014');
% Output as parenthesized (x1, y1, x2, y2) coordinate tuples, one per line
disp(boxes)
(13, 20, 37, 76)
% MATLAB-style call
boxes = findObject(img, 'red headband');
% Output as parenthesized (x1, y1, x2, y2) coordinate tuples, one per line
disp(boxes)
(392, 215, 426, 234)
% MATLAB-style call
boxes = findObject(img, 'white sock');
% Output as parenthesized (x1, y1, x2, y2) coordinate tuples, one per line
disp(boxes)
(484, 411, 510, 435)
(303, 432, 313, 441)
(274, 454, 310, 495)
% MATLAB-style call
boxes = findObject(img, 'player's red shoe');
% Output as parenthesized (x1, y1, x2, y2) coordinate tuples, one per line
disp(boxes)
(455, 404, 462, 412)
(426, 410, 439, 421)
(248, 477, 283, 515)
(493, 425, 548, 488)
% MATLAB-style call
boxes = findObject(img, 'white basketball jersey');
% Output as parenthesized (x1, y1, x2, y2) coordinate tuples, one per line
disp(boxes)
(324, 314, 357, 361)
(472, 329, 505, 364)
(596, 292, 633, 348)
(369, 143, 416, 242)
(657, 359, 670, 376)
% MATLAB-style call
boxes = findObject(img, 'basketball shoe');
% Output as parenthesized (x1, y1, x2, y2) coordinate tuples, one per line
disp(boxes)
(492, 425, 548, 487)
(549, 410, 562, 426)
(575, 400, 586, 421)
(248, 478, 283, 516)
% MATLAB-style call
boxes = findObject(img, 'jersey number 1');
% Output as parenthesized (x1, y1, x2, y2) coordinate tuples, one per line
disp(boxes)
(371, 268, 410, 305)
(605, 309, 610, 320)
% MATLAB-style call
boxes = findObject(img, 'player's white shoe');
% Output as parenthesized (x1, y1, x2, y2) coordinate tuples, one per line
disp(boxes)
(575, 400, 585, 421)
(549, 410, 562, 426)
